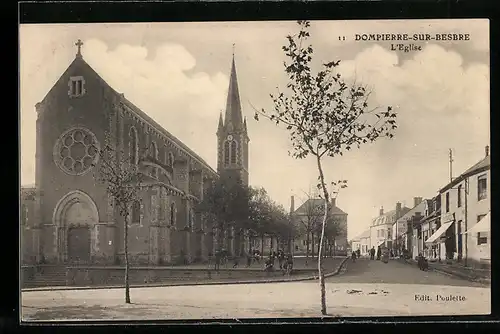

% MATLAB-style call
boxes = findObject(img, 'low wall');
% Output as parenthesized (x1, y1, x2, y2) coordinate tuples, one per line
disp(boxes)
(65, 267, 317, 287)
(21, 265, 36, 283)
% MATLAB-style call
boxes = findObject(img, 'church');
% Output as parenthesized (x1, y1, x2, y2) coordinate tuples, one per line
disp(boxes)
(21, 40, 251, 266)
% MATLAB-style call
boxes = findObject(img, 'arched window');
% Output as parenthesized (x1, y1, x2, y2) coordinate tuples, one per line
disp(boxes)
(170, 202, 176, 226)
(224, 140, 230, 166)
(128, 127, 138, 165)
(149, 141, 158, 178)
(131, 200, 141, 224)
(230, 140, 237, 164)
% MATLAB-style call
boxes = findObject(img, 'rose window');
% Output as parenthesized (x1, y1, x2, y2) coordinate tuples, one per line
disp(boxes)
(53, 127, 100, 176)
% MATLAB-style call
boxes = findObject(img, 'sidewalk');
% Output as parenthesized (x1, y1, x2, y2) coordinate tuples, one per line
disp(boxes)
(22, 257, 349, 292)
(402, 258, 491, 284)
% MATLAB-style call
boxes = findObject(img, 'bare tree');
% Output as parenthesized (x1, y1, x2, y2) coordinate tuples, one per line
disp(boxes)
(92, 133, 148, 304)
(254, 20, 397, 315)
(294, 193, 323, 259)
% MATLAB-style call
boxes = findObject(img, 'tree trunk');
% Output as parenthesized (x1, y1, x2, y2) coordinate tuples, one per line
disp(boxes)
(124, 212, 131, 304)
(306, 231, 310, 259)
(316, 154, 329, 316)
(311, 232, 315, 258)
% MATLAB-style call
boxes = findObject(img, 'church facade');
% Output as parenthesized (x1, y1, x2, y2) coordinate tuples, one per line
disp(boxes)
(21, 42, 250, 266)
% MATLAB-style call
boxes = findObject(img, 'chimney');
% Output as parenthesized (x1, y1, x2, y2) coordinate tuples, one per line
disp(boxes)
(413, 197, 423, 207)
(485, 145, 489, 157)
(290, 195, 295, 214)
(331, 197, 336, 208)
(396, 202, 402, 219)
(379, 206, 384, 216)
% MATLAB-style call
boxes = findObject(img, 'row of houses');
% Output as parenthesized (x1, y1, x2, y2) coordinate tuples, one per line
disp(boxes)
(351, 146, 491, 268)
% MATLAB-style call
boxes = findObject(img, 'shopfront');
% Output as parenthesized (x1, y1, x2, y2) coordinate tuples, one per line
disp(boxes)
(425, 213, 454, 260)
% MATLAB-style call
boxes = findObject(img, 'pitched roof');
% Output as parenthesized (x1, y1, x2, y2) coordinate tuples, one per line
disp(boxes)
(352, 229, 371, 241)
(293, 198, 347, 216)
(371, 206, 411, 226)
(440, 155, 490, 193)
(397, 200, 427, 222)
(44, 56, 217, 177)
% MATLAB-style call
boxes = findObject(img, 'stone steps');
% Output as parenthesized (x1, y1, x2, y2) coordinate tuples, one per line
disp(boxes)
(23, 267, 68, 288)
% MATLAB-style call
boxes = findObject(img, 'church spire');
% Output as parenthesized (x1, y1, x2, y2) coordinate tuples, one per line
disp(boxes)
(224, 47, 244, 131)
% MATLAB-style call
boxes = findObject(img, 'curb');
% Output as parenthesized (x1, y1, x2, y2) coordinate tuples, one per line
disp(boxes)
(400, 258, 490, 284)
(22, 257, 350, 292)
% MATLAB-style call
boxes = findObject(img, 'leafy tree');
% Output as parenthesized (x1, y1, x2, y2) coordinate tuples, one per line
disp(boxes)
(247, 187, 273, 254)
(196, 179, 251, 253)
(92, 133, 147, 304)
(254, 20, 397, 315)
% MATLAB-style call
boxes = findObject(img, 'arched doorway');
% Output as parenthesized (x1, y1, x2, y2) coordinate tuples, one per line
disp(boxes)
(53, 190, 99, 264)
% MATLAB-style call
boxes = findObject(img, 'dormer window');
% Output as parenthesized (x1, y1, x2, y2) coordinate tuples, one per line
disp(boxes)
(68, 76, 86, 98)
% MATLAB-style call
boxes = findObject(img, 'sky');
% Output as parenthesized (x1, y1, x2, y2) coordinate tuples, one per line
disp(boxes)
(19, 20, 490, 240)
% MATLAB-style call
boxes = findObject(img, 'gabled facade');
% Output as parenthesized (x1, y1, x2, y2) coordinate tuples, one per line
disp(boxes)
(22, 43, 250, 266)
(291, 197, 348, 255)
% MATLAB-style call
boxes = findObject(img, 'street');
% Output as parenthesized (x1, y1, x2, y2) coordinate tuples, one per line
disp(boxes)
(21, 258, 490, 320)
(325, 258, 487, 287)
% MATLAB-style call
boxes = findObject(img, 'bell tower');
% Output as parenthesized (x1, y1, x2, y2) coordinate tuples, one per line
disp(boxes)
(217, 48, 249, 186)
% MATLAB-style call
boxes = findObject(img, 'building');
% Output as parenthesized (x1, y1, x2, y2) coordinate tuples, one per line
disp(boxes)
(21, 41, 250, 266)
(351, 229, 371, 256)
(370, 202, 411, 251)
(291, 197, 348, 256)
(392, 197, 426, 258)
(428, 146, 490, 267)
(417, 195, 442, 260)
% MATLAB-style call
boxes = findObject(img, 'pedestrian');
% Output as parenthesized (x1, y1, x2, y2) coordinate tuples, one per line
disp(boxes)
(418, 253, 429, 271)
(246, 253, 252, 267)
(351, 250, 357, 262)
(370, 247, 376, 260)
(376, 246, 381, 260)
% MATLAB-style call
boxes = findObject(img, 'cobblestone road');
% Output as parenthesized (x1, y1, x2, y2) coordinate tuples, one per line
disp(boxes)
(326, 258, 487, 287)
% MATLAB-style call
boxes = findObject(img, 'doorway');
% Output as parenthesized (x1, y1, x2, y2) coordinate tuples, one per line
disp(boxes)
(68, 227, 91, 263)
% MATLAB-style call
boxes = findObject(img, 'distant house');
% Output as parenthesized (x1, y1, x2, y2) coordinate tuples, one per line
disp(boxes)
(370, 202, 411, 250)
(392, 197, 427, 258)
(431, 146, 490, 267)
(291, 197, 348, 256)
(351, 229, 371, 255)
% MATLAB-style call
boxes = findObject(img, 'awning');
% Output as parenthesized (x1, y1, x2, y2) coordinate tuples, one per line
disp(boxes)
(465, 212, 490, 234)
(425, 221, 454, 244)
(377, 240, 385, 247)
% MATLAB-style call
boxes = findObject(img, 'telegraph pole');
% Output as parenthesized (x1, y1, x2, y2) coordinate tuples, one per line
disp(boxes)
(449, 149, 454, 182)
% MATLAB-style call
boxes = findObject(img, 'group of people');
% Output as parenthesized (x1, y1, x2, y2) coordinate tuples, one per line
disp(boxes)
(211, 248, 294, 275)
(263, 249, 294, 275)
